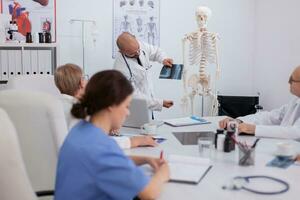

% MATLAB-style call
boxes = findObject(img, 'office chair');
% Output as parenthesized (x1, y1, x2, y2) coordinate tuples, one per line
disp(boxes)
(0, 90, 68, 194)
(0, 108, 54, 200)
(5, 74, 61, 97)
(217, 95, 263, 118)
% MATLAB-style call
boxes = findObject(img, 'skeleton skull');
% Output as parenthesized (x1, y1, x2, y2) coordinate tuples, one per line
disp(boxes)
(195, 6, 212, 29)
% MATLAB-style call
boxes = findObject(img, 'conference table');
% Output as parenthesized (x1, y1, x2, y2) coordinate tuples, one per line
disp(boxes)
(122, 116, 300, 200)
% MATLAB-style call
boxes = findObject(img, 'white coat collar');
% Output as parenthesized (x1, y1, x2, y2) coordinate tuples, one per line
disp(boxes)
(61, 94, 77, 103)
(295, 97, 300, 104)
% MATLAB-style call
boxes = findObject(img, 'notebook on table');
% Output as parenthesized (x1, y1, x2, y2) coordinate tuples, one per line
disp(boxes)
(168, 155, 212, 184)
(164, 116, 210, 127)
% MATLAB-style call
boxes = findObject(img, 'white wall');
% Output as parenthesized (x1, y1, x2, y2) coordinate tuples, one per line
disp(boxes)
(253, 0, 300, 111)
(56, 0, 256, 119)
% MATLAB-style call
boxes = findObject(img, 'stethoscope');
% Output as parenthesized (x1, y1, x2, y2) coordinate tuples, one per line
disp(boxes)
(121, 50, 152, 83)
(222, 175, 289, 195)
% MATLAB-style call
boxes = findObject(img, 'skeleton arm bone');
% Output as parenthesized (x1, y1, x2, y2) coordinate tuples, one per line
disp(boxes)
(213, 34, 221, 79)
(209, 33, 220, 116)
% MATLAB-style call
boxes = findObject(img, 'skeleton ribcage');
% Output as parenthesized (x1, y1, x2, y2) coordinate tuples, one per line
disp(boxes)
(188, 32, 217, 66)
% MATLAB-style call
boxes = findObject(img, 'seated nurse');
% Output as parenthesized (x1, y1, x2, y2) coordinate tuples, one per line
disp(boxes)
(54, 63, 157, 149)
(54, 70, 170, 200)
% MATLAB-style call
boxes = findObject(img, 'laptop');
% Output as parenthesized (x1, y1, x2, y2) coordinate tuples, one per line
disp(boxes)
(123, 98, 151, 128)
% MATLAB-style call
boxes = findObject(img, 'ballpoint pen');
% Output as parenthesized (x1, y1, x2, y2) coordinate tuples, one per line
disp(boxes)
(160, 150, 164, 160)
(251, 139, 260, 148)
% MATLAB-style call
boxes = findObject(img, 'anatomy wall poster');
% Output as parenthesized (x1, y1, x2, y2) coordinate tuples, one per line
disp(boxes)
(1, 0, 56, 42)
(113, 0, 160, 58)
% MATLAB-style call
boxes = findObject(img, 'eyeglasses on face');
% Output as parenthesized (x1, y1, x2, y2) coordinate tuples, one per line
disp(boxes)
(289, 75, 300, 84)
(82, 74, 89, 80)
(124, 48, 141, 58)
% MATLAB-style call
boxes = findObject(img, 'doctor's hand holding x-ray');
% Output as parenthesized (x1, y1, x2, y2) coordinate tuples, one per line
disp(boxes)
(114, 32, 174, 111)
(219, 65, 300, 140)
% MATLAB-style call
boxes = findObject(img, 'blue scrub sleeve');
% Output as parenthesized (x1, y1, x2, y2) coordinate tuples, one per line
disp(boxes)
(79, 145, 150, 200)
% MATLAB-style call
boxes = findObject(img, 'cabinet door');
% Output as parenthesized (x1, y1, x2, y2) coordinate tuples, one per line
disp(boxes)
(31, 50, 39, 75)
(0, 50, 9, 81)
(7, 50, 16, 78)
(6, 49, 22, 78)
(38, 50, 52, 75)
(23, 50, 32, 75)
(15, 50, 22, 76)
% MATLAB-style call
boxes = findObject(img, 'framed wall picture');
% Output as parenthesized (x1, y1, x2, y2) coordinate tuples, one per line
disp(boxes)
(113, 0, 160, 58)
(0, 0, 56, 42)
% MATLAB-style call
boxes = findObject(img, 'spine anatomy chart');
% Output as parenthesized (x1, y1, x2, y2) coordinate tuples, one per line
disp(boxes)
(181, 6, 221, 116)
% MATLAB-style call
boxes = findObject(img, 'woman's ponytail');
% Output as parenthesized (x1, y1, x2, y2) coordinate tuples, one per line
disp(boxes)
(71, 102, 87, 119)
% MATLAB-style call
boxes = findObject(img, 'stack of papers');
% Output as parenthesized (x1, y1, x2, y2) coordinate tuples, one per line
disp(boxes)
(164, 116, 210, 127)
(168, 155, 212, 184)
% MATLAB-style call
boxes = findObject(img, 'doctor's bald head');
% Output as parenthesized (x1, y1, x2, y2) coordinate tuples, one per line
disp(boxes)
(289, 65, 300, 97)
(117, 32, 140, 58)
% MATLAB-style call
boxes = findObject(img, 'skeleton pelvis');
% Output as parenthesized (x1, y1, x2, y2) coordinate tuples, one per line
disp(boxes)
(199, 74, 210, 89)
(187, 73, 211, 92)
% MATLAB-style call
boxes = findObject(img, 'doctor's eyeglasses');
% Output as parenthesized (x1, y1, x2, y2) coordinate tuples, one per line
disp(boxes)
(82, 74, 89, 81)
(124, 48, 141, 58)
(288, 75, 300, 84)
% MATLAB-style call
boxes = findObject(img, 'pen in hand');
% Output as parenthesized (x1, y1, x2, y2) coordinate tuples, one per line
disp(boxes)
(251, 139, 260, 149)
(160, 150, 164, 160)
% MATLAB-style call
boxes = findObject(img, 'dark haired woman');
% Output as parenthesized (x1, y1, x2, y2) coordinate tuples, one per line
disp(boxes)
(55, 70, 169, 200)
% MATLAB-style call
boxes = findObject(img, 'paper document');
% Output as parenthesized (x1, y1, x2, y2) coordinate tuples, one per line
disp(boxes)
(168, 155, 212, 184)
(164, 116, 210, 127)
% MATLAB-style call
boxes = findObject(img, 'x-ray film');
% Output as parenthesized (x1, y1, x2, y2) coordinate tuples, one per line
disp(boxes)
(159, 64, 183, 80)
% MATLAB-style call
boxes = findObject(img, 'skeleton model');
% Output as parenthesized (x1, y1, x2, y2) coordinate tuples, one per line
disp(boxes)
(182, 6, 220, 116)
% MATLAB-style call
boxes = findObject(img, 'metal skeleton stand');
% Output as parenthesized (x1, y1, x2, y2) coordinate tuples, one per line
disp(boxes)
(69, 19, 96, 74)
(201, 95, 204, 117)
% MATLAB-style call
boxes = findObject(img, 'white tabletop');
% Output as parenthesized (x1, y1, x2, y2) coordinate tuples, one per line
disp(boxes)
(122, 116, 300, 200)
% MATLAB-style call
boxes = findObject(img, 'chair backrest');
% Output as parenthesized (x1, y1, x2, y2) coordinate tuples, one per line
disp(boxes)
(0, 108, 37, 200)
(0, 90, 68, 192)
(6, 75, 61, 97)
(218, 95, 260, 118)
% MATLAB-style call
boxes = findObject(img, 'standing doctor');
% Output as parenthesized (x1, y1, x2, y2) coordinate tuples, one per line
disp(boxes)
(114, 32, 174, 111)
(219, 65, 300, 140)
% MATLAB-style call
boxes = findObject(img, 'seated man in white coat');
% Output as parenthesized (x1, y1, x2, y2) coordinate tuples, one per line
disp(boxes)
(219, 66, 300, 140)
(114, 32, 174, 112)
(54, 63, 157, 149)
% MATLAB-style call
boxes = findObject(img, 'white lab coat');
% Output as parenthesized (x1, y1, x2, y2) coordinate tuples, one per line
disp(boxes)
(238, 97, 300, 140)
(60, 94, 132, 149)
(113, 41, 167, 111)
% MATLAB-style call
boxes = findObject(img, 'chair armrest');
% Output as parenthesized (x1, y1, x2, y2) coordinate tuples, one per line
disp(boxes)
(255, 105, 263, 111)
(36, 190, 54, 197)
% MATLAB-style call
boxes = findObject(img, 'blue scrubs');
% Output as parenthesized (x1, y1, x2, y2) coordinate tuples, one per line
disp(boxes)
(55, 120, 150, 200)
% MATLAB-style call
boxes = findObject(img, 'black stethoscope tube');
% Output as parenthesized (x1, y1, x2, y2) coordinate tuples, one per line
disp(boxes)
(233, 175, 289, 195)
